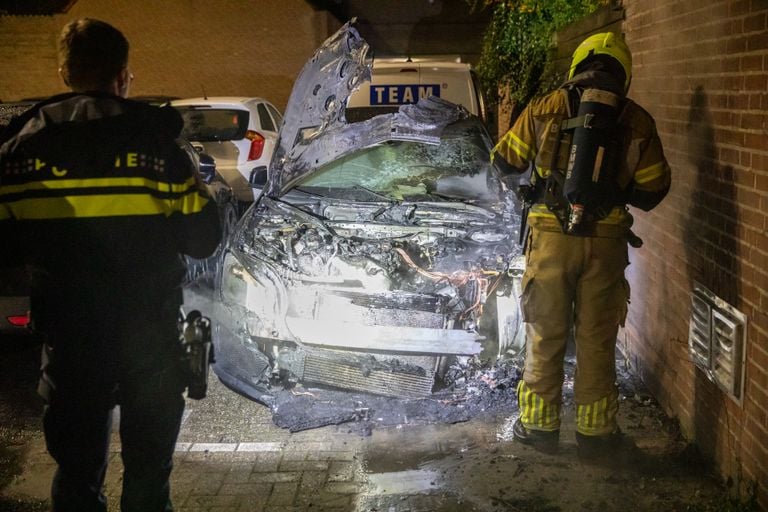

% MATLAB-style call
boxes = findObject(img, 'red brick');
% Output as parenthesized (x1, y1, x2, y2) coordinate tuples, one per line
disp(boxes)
(754, 153, 768, 173)
(733, 168, 757, 187)
(730, 0, 753, 16)
(729, 93, 752, 109)
(741, 112, 767, 130)
(714, 127, 744, 146)
(744, 73, 768, 90)
(727, 34, 750, 53)
(747, 29, 768, 51)
(748, 93, 768, 109)
(745, 131, 767, 150)
(744, 11, 767, 32)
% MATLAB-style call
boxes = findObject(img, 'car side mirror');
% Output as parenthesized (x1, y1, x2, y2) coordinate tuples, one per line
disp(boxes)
(249, 166, 268, 187)
(198, 152, 216, 184)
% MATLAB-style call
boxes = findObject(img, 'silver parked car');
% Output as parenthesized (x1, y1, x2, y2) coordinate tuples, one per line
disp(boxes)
(212, 22, 525, 405)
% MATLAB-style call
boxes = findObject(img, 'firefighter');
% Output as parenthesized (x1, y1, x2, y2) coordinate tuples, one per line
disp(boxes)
(0, 19, 220, 511)
(492, 32, 670, 458)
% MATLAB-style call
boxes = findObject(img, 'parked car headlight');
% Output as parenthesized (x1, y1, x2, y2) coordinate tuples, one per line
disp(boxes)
(220, 251, 290, 340)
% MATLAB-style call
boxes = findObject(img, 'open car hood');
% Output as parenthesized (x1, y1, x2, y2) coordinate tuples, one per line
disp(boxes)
(266, 21, 468, 198)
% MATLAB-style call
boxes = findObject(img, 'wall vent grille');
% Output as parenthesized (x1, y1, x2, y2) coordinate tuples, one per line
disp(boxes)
(688, 283, 746, 403)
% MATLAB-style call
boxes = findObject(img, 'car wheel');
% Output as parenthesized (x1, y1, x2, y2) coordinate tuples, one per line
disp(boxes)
(184, 199, 240, 285)
(221, 200, 239, 244)
(205, 200, 239, 276)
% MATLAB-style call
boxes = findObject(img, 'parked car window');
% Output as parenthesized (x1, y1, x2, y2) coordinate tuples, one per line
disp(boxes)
(257, 104, 275, 132)
(297, 119, 500, 203)
(266, 104, 283, 128)
(176, 108, 249, 142)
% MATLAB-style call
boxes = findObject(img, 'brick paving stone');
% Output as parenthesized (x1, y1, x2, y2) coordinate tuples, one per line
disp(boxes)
(190, 443, 238, 452)
(188, 474, 225, 496)
(303, 492, 355, 508)
(175, 442, 193, 452)
(26, 452, 54, 465)
(327, 460, 357, 482)
(218, 482, 272, 496)
(103, 464, 124, 495)
(279, 450, 311, 462)
(184, 451, 219, 462)
(298, 470, 327, 490)
(224, 465, 256, 484)
(266, 481, 300, 506)
(283, 441, 333, 452)
(323, 481, 368, 494)
(223, 451, 262, 462)
(279, 460, 330, 472)
(252, 452, 282, 472)
(248, 471, 302, 484)
(188, 452, 263, 463)
(182, 494, 245, 509)
(236, 500, 269, 512)
(315, 450, 357, 461)
(236, 442, 283, 452)
(235, 492, 269, 510)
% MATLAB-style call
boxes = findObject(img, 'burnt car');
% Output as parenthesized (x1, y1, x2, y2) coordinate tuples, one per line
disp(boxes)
(212, 22, 525, 405)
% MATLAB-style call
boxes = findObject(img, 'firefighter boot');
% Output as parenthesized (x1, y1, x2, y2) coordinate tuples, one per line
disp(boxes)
(576, 428, 640, 465)
(512, 418, 559, 454)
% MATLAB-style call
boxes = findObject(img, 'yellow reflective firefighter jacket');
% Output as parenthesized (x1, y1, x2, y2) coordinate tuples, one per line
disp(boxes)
(492, 87, 671, 237)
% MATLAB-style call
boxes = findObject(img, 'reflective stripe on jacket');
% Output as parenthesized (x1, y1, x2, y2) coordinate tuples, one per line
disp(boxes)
(0, 93, 221, 334)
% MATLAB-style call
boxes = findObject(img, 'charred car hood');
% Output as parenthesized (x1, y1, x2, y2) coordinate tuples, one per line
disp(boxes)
(266, 21, 468, 197)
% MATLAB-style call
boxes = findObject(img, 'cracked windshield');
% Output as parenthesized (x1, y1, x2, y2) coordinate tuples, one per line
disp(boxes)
(297, 120, 500, 203)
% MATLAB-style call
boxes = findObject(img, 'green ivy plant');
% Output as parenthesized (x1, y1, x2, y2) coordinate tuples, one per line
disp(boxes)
(470, 0, 609, 121)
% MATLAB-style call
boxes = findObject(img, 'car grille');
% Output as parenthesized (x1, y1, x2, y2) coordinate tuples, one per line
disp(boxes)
(301, 349, 437, 398)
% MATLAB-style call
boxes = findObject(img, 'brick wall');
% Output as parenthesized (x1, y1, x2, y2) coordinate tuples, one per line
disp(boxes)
(620, 0, 768, 506)
(329, 0, 490, 64)
(0, 0, 337, 110)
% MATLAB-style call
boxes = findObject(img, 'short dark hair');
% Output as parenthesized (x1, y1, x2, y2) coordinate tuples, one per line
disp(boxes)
(58, 18, 129, 92)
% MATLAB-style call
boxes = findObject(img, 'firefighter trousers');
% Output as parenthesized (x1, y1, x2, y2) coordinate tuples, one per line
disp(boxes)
(517, 227, 630, 436)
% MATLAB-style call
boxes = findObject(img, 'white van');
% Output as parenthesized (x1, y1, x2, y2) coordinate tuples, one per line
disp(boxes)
(346, 56, 487, 123)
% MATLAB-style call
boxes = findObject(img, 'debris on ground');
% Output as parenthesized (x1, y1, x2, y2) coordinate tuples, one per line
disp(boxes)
(271, 357, 522, 434)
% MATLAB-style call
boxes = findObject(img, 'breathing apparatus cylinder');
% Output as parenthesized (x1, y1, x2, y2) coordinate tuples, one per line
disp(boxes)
(563, 88, 621, 234)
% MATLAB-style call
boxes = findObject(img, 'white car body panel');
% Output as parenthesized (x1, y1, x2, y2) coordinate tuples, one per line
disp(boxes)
(171, 96, 282, 202)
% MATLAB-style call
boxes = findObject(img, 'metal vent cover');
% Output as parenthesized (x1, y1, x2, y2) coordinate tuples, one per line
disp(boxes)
(688, 283, 747, 403)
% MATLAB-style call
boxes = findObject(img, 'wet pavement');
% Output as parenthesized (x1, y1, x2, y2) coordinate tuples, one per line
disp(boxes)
(0, 286, 748, 511)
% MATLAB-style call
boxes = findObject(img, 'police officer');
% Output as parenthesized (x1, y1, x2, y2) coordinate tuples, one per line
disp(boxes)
(0, 19, 221, 510)
(492, 33, 671, 458)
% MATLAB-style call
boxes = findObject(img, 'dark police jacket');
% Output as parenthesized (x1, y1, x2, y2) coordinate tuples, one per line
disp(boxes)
(0, 93, 221, 370)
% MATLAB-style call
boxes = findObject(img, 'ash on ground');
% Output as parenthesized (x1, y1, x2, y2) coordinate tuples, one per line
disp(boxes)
(270, 349, 655, 436)
(271, 356, 523, 435)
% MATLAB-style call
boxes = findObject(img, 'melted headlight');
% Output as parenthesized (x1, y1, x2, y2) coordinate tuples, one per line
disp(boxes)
(220, 252, 288, 339)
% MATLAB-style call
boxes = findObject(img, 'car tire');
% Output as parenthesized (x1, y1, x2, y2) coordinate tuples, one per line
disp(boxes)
(221, 200, 239, 243)
(184, 197, 240, 285)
